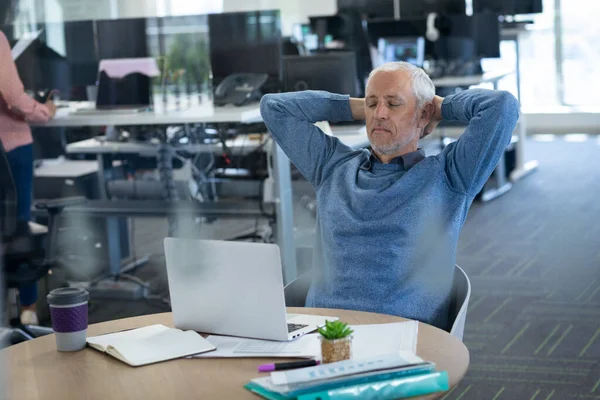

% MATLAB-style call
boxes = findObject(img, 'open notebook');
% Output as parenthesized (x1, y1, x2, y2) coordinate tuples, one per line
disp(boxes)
(86, 324, 216, 366)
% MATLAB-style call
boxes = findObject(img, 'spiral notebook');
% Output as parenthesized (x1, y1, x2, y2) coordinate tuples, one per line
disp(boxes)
(86, 324, 216, 366)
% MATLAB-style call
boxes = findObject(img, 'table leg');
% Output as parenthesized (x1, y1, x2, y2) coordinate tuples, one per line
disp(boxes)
(272, 142, 298, 285)
(515, 35, 523, 104)
(157, 141, 179, 236)
(93, 154, 148, 298)
(481, 153, 513, 202)
(98, 154, 123, 276)
(509, 32, 539, 182)
(479, 79, 513, 202)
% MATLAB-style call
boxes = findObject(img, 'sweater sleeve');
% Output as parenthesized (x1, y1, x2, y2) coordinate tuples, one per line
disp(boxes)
(0, 31, 51, 124)
(439, 89, 520, 196)
(260, 90, 355, 188)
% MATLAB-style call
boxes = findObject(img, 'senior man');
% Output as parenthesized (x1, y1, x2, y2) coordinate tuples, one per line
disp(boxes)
(260, 61, 519, 329)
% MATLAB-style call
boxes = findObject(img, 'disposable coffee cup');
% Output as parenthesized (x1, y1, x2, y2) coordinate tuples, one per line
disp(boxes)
(47, 288, 90, 352)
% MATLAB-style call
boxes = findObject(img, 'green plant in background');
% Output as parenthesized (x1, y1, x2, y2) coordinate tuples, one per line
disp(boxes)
(167, 34, 210, 86)
(317, 320, 354, 340)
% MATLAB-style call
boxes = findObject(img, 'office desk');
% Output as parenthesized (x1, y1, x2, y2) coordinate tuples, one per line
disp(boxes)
(67, 135, 266, 157)
(47, 101, 263, 127)
(2, 308, 470, 400)
(431, 68, 514, 88)
(51, 102, 297, 285)
(501, 25, 540, 181)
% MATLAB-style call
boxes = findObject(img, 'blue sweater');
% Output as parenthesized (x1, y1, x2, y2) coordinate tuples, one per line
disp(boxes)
(260, 89, 520, 329)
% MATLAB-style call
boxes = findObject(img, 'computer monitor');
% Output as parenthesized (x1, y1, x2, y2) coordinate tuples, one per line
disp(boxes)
(62, 20, 100, 100)
(377, 37, 425, 66)
(473, 0, 543, 15)
(399, 0, 466, 18)
(8, 20, 102, 100)
(308, 15, 346, 49)
(9, 28, 70, 94)
(471, 12, 501, 58)
(95, 18, 149, 60)
(367, 19, 431, 51)
(439, 13, 500, 59)
(308, 11, 372, 96)
(208, 10, 283, 93)
(283, 52, 359, 97)
(367, 15, 499, 60)
(337, 0, 395, 19)
(432, 37, 476, 61)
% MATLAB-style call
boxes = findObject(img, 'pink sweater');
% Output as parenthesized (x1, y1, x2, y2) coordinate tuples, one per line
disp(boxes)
(0, 31, 51, 153)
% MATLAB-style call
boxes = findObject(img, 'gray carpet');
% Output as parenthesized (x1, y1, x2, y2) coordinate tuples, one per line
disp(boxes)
(446, 138, 600, 400)
(82, 137, 600, 399)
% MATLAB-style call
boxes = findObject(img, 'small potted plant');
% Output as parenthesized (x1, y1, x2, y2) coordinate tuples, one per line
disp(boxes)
(317, 320, 354, 364)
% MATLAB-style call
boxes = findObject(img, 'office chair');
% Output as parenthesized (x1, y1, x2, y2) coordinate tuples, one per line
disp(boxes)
(447, 265, 471, 341)
(284, 264, 471, 341)
(0, 142, 83, 345)
(337, 9, 373, 96)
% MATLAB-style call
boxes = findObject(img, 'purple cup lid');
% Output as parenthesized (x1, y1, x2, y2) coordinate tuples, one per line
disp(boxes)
(47, 287, 89, 306)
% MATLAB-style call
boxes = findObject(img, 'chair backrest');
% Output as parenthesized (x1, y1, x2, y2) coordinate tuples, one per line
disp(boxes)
(284, 271, 312, 307)
(448, 265, 471, 341)
(0, 142, 17, 238)
(283, 37, 302, 56)
(284, 264, 472, 341)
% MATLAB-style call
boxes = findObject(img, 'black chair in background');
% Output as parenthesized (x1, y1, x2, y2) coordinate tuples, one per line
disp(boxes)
(0, 142, 83, 346)
(283, 37, 304, 56)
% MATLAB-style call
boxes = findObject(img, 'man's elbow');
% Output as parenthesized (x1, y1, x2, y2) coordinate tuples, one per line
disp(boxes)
(496, 91, 520, 126)
(259, 93, 282, 121)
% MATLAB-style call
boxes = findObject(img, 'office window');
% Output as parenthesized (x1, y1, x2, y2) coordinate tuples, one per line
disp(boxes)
(481, 0, 558, 109)
(559, 0, 600, 106)
(517, 0, 559, 109)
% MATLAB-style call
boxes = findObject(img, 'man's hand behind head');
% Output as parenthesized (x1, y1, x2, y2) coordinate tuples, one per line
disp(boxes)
(422, 96, 444, 138)
(350, 98, 366, 121)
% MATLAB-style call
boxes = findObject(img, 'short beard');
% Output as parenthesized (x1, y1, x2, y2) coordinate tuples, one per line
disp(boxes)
(370, 110, 421, 156)
(371, 139, 411, 156)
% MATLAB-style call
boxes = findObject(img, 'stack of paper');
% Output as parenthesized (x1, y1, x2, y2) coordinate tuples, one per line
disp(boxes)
(192, 321, 419, 360)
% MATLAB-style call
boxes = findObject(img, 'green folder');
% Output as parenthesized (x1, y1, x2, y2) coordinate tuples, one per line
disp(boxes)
(245, 370, 449, 400)
(245, 383, 291, 400)
(297, 371, 449, 400)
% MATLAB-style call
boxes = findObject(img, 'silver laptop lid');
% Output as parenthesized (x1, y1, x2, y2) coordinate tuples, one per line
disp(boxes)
(163, 238, 289, 340)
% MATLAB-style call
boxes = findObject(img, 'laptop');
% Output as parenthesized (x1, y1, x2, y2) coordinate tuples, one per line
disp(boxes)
(163, 238, 337, 341)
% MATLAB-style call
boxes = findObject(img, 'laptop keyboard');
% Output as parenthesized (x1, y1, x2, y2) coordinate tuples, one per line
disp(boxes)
(287, 323, 309, 333)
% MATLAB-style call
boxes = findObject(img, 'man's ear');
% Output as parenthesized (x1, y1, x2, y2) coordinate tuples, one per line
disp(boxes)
(417, 102, 435, 129)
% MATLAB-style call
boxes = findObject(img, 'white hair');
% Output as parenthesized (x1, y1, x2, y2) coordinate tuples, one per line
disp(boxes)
(367, 62, 435, 110)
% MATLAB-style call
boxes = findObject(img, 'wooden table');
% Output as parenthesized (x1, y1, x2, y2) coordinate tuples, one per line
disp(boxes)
(1, 308, 470, 399)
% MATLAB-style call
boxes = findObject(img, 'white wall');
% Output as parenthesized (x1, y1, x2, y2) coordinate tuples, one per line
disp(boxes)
(23, 0, 336, 29)
(50, 0, 115, 21)
(24, 0, 159, 22)
(117, 0, 158, 18)
(19, 0, 113, 22)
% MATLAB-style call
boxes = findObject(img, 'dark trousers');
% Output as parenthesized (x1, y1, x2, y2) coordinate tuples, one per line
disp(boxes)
(5, 144, 37, 306)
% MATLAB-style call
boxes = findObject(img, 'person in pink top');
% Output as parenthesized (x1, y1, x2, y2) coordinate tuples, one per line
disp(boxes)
(1, 11, 57, 325)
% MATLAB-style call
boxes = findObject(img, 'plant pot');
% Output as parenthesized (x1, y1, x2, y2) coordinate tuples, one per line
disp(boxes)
(319, 336, 352, 364)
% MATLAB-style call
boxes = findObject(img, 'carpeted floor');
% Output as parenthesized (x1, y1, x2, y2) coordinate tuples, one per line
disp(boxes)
(446, 138, 600, 400)
(81, 137, 600, 399)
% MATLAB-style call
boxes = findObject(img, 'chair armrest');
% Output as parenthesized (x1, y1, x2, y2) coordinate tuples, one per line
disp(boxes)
(35, 197, 87, 213)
